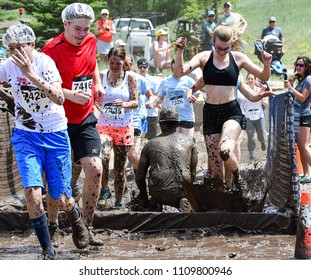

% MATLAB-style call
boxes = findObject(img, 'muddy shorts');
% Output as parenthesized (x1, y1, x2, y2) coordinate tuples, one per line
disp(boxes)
(179, 121, 194, 129)
(97, 125, 134, 146)
(203, 100, 246, 135)
(10, 128, 72, 200)
(300, 115, 311, 127)
(68, 112, 101, 163)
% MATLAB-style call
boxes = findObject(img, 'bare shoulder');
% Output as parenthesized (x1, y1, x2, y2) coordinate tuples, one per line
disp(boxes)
(188, 51, 211, 69)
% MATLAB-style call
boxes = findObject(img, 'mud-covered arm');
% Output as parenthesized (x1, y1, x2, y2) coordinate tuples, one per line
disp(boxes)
(135, 146, 150, 198)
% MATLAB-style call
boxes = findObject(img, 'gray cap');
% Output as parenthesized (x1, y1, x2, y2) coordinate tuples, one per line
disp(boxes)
(207, 10, 215, 16)
(61, 3, 95, 23)
(269, 16, 276, 22)
(2, 24, 36, 48)
(159, 107, 179, 122)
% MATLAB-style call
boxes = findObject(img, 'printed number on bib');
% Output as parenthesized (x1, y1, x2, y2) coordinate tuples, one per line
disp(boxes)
(170, 96, 184, 107)
(248, 109, 260, 121)
(103, 103, 125, 120)
(20, 85, 49, 112)
(72, 75, 92, 94)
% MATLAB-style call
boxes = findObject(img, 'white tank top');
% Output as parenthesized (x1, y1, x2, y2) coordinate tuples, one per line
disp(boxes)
(97, 70, 132, 127)
(244, 86, 265, 120)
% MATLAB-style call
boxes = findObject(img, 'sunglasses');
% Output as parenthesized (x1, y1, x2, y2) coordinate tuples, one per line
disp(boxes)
(215, 46, 231, 53)
(138, 65, 148, 69)
(295, 63, 305, 68)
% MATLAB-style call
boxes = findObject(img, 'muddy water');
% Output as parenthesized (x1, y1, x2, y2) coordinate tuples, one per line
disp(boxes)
(0, 230, 295, 260)
(0, 81, 297, 261)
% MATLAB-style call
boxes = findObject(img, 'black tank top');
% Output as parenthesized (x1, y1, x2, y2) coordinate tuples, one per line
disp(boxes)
(203, 51, 239, 86)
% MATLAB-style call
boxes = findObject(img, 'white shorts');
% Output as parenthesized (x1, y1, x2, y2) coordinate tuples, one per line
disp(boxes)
(148, 58, 169, 68)
(97, 40, 113, 55)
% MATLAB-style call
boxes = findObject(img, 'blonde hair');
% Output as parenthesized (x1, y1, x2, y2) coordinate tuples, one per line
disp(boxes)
(213, 23, 245, 52)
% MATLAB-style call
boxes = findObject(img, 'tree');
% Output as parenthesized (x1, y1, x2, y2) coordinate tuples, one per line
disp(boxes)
(23, 0, 106, 48)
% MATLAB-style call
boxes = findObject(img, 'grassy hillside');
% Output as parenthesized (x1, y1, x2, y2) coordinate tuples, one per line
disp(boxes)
(237, 0, 311, 73)
(160, 0, 310, 77)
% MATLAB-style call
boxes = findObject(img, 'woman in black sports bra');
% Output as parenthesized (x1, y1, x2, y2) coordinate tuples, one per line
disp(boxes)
(173, 23, 273, 194)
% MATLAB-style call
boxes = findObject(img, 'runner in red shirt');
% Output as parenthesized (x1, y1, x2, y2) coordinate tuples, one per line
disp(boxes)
(41, 3, 105, 247)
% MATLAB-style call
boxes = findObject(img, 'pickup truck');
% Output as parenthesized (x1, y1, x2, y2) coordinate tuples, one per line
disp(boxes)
(113, 17, 155, 58)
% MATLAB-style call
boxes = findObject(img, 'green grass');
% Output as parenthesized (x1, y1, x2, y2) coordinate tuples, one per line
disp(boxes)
(158, 0, 310, 80)
(237, 0, 310, 74)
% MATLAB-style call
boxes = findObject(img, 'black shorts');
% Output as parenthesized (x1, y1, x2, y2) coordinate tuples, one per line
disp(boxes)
(203, 100, 246, 135)
(134, 128, 142, 137)
(179, 121, 195, 129)
(67, 112, 101, 163)
(300, 115, 311, 127)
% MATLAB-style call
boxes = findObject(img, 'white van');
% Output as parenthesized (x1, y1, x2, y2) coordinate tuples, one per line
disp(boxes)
(113, 18, 155, 59)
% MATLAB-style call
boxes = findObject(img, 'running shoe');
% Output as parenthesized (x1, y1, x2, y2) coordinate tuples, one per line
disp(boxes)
(300, 177, 311, 184)
(99, 186, 112, 200)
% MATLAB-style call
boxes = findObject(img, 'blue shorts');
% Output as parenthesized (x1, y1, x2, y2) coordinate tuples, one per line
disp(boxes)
(11, 128, 72, 200)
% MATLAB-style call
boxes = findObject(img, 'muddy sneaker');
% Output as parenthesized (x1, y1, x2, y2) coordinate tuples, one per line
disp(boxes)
(88, 226, 104, 246)
(99, 186, 112, 200)
(48, 223, 59, 248)
(114, 201, 124, 209)
(300, 177, 311, 184)
(234, 177, 251, 199)
(42, 243, 57, 260)
(71, 182, 82, 203)
(179, 198, 191, 212)
(71, 218, 89, 249)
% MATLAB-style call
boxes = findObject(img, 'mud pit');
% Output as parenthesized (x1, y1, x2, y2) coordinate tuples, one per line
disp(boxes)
(0, 81, 299, 260)
(0, 229, 295, 260)
(0, 130, 296, 260)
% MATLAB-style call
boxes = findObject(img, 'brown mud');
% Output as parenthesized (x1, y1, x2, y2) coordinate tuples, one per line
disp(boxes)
(0, 80, 297, 260)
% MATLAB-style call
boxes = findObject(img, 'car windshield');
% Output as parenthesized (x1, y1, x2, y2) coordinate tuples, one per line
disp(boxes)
(116, 20, 151, 30)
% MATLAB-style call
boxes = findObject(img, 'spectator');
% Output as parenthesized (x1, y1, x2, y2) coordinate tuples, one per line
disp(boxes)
(243, 73, 268, 161)
(114, 39, 127, 48)
(94, 8, 116, 64)
(41, 3, 104, 247)
(19, 7, 24, 17)
(149, 29, 174, 75)
(0, 23, 89, 258)
(96, 47, 138, 208)
(217, 2, 247, 37)
(202, 10, 216, 51)
(137, 58, 162, 140)
(261, 16, 283, 41)
(124, 55, 157, 175)
(284, 56, 311, 184)
(173, 24, 272, 194)
(134, 107, 198, 211)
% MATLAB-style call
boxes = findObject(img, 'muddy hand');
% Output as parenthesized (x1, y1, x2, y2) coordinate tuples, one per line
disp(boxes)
(175, 37, 187, 49)
(71, 90, 92, 105)
(11, 47, 32, 74)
